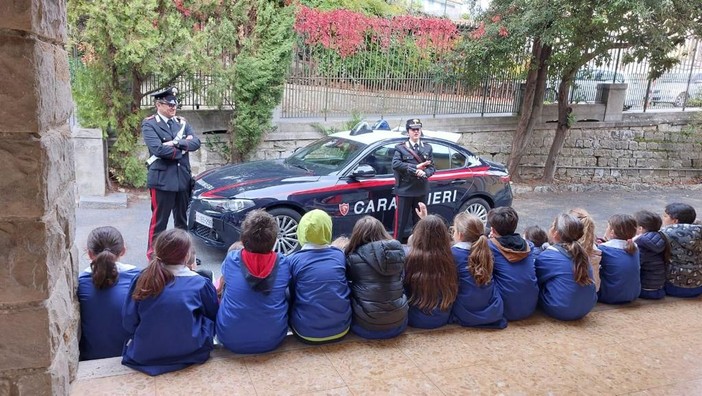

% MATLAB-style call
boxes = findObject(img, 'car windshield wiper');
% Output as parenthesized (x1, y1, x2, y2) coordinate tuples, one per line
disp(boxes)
(289, 161, 311, 173)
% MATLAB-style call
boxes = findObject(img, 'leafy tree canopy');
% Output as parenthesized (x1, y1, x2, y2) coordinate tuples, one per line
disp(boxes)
(297, 0, 408, 17)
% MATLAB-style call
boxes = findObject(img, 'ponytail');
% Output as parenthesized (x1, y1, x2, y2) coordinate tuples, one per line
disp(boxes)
(469, 235, 494, 286)
(132, 257, 174, 301)
(624, 239, 637, 255)
(91, 250, 119, 289)
(563, 241, 593, 286)
(132, 228, 191, 300)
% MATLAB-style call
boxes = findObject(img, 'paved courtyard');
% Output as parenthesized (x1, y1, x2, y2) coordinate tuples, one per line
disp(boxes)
(71, 296, 702, 395)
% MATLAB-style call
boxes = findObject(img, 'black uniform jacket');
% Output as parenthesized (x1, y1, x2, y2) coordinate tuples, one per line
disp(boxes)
(142, 114, 201, 192)
(391, 140, 435, 197)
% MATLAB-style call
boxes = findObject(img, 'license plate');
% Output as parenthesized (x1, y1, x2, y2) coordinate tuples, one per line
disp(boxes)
(195, 212, 213, 228)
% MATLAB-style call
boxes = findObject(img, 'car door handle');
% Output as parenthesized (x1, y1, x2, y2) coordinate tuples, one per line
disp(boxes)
(450, 180, 466, 185)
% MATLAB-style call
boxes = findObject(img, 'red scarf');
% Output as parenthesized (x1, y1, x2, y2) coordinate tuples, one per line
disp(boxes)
(241, 250, 277, 278)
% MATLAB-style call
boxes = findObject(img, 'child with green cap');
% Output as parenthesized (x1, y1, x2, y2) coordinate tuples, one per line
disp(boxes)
(288, 209, 352, 343)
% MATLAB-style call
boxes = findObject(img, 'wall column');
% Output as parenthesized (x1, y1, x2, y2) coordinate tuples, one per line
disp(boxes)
(0, 0, 79, 395)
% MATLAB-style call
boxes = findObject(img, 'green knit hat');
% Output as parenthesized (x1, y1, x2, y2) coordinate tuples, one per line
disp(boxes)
(297, 209, 332, 246)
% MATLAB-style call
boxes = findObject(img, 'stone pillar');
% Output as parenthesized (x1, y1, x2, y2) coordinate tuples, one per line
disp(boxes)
(0, 1, 79, 395)
(73, 128, 106, 197)
(596, 83, 628, 122)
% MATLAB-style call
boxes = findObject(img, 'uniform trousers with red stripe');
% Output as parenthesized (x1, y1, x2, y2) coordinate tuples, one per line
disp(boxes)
(147, 188, 190, 259)
(393, 195, 426, 244)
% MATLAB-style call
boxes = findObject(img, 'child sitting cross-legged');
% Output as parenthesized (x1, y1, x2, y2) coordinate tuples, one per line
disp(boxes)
(598, 214, 641, 304)
(535, 213, 597, 321)
(288, 210, 351, 344)
(216, 210, 292, 354)
(633, 210, 670, 300)
(122, 229, 218, 376)
(404, 215, 458, 329)
(488, 207, 538, 321)
(449, 212, 507, 329)
(78, 226, 141, 361)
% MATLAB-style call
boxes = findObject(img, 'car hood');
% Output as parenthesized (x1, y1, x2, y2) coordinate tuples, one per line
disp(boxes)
(193, 159, 320, 198)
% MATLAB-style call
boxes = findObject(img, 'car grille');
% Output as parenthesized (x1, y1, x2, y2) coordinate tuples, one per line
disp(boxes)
(193, 223, 222, 243)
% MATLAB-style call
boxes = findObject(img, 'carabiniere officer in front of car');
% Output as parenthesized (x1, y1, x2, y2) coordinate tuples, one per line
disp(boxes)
(391, 118, 435, 243)
(142, 87, 201, 260)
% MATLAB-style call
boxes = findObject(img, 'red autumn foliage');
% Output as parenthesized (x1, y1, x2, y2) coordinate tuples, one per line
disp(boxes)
(294, 6, 459, 57)
(499, 26, 509, 37)
(173, 0, 191, 17)
(470, 21, 486, 40)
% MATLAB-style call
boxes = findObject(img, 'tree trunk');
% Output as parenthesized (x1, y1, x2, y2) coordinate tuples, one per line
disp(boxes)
(506, 41, 551, 181)
(542, 75, 574, 182)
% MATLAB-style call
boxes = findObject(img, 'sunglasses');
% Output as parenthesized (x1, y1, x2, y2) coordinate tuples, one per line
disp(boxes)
(158, 101, 177, 108)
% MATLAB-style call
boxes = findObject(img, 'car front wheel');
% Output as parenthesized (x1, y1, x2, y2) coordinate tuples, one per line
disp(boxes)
(267, 207, 302, 255)
(459, 197, 491, 226)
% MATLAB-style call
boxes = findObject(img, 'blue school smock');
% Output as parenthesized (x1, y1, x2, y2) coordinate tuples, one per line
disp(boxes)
(598, 240, 641, 304)
(489, 236, 538, 321)
(78, 263, 141, 360)
(122, 266, 218, 376)
(216, 250, 291, 354)
(408, 304, 450, 329)
(535, 245, 597, 321)
(449, 244, 506, 329)
(288, 246, 351, 342)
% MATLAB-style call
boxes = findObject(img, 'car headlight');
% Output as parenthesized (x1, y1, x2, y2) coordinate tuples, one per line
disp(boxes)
(202, 198, 255, 212)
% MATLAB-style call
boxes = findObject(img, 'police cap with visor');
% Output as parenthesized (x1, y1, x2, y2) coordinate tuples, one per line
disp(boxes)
(406, 118, 422, 130)
(151, 87, 179, 105)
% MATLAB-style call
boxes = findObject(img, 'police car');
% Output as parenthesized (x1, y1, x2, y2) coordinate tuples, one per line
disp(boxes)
(188, 121, 513, 254)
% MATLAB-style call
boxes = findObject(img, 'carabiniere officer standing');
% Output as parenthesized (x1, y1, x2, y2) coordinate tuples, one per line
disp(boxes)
(142, 87, 201, 259)
(391, 118, 435, 243)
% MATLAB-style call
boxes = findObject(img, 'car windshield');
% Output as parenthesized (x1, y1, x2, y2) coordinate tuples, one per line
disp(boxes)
(285, 136, 367, 175)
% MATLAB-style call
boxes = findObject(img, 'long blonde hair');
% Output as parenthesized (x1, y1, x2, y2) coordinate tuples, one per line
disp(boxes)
(453, 212, 494, 286)
(569, 208, 596, 256)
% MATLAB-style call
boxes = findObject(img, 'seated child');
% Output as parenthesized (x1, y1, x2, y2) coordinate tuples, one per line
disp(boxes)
(535, 214, 597, 321)
(217, 210, 291, 353)
(122, 229, 218, 376)
(661, 203, 702, 297)
(186, 248, 214, 282)
(569, 208, 602, 291)
(450, 213, 506, 329)
(404, 215, 458, 329)
(598, 214, 641, 304)
(331, 236, 350, 250)
(487, 207, 538, 321)
(288, 210, 351, 343)
(634, 210, 670, 300)
(78, 226, 141, 360)
(345, 216, 408, 339)
(524, 225, 549, 255)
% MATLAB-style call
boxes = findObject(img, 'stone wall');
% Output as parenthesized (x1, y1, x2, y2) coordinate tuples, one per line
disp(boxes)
(0, 1, 79, 395)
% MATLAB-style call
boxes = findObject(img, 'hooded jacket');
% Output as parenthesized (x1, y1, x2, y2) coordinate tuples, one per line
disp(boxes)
(635, 231, 669, 291)
(346, 239, 408, 332)
(216, 249, 291, 354)
(662, 224, 702, 289)
(489, 234, 538, 321)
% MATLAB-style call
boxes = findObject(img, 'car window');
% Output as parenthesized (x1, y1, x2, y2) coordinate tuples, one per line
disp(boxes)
(449, 148, 466, 168)
(431, 143, 452, 171)
(286, 137, 366, 175)
(359, 143, 396, 175)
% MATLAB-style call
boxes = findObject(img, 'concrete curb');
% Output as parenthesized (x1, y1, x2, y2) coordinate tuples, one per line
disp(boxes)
(79, 193, 128, 209)
(511, 182, 702, 196)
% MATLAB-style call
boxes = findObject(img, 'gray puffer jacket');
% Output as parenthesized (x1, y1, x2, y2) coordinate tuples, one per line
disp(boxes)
(346, 239, 408, 332)
(662, 224, 702, 288)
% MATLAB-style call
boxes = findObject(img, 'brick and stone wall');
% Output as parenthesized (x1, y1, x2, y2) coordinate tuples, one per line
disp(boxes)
(1, 1, 79, 395)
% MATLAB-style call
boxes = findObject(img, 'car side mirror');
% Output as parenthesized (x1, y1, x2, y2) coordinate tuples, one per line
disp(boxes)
(351, 164, 376, 178)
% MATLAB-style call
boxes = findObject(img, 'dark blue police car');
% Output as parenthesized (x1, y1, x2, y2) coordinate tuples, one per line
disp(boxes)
(188, 121, 513, 254)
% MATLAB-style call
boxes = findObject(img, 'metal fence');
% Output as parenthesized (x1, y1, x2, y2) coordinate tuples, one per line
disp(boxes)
(139, 72, 234, 110)
(281, 36, 702, 119)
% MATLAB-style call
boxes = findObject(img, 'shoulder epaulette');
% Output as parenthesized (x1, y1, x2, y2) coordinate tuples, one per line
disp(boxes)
(144, 115, 156, 121)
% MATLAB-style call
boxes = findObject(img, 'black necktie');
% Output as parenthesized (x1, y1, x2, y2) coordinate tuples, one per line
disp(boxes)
(413, 143, 419, 151)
